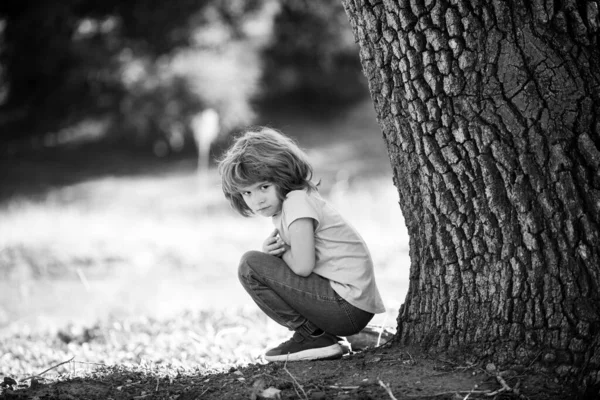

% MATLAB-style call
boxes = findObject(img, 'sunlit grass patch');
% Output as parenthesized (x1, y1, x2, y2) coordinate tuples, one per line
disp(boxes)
(0, 307, 290, 379)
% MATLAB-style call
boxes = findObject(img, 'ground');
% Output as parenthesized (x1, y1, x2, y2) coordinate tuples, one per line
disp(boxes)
(1, 342, 573, 400)
(0, 307, 577, 400)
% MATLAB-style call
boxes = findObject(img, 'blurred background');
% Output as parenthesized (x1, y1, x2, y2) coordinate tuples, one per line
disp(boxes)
(0, 0, 409, 373)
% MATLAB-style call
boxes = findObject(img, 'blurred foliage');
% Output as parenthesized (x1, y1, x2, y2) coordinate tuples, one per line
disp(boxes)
(261, 0, 367, 104)
(0, 0, 269, 152)
(0, 0, 365, 153)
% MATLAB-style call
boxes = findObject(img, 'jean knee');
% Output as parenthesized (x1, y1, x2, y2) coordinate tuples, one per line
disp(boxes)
(238, 250, 263, 282)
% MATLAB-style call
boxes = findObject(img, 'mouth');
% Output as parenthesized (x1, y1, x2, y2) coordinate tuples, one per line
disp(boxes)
(256, 206, 270, 213)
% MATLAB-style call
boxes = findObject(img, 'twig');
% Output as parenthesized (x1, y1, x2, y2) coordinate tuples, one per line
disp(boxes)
(405, 390, 492, 398)
(436, 357, 458, 365)
(72, 361, 107, 366)
(376, 314, 388, 347)
(117, 381, 142, 390)
(486, 387, 507, 396)
(463, 384, 479, 400)
(496, 374, 511, 391)
(404, 351, 415, 365)
(485, 373, 522, 397)
(284, 355, 308, 400)
(22, 356, 75, 381)
(327, 385, 360, 390)
(155, 376, 160, 392)
(378, 380, 398, 400)
(455, 363, 477, 371)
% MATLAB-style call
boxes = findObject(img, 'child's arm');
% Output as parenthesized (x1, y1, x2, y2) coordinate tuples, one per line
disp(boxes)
(282, 218, 316, 277)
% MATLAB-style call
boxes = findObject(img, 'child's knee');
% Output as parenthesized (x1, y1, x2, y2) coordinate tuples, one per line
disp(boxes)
(238, 250, 263, 279)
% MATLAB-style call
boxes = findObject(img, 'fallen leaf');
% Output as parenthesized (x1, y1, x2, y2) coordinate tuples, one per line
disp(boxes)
(260, 387, 282, 399)
(250, 378, 266, 400)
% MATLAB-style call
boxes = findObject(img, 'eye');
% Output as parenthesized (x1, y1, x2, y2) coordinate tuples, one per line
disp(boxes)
(241, 191, 250, 197)
(260, 184, 271, 191)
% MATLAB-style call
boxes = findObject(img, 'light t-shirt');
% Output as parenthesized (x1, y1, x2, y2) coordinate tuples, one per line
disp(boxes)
(272, 189, 385, 314)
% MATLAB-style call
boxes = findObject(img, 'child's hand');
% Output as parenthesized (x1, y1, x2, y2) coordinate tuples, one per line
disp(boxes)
(262, 229, 288, 257)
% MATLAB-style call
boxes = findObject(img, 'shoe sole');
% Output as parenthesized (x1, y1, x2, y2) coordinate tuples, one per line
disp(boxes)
(265, 344, 343, 362)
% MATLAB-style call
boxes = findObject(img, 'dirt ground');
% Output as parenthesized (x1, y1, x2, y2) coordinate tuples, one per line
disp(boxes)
(1, 341, 574, 400)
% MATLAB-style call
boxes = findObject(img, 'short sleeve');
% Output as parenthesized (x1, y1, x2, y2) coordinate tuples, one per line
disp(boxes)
(282, 191, 320, 229)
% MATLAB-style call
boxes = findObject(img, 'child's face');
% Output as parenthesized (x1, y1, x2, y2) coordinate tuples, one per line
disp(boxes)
(239, 181, 283, 218)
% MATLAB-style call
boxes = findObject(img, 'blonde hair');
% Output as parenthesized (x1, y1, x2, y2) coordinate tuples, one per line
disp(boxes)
(218, 126, 317, 216)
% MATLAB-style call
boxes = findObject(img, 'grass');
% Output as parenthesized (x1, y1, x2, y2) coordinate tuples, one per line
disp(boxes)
(0, 100, 410, 380)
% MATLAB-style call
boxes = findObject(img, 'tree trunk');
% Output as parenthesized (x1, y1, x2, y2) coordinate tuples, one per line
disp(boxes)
(342, 0, 600, 391)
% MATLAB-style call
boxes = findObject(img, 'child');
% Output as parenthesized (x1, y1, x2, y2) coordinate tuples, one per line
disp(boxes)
(218, 126, 385, 361)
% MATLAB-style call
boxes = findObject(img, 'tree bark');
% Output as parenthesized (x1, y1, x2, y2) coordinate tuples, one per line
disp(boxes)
(342, 0, 600, 391)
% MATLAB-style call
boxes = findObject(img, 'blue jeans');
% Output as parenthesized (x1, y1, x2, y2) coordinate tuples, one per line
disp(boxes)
(238, 251, 374, 337)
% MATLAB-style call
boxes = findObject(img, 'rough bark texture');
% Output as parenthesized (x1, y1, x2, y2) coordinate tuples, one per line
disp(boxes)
(342, 0, 600, 391)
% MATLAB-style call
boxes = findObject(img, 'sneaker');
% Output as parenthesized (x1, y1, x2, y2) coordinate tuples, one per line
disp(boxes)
(265, 331, 343, 362)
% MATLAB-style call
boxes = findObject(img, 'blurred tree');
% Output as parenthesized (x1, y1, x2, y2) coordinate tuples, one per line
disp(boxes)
(343, 0, 599, 395)
(0, 0, 271, 153)
(0, 0, 371, 153)
(261, 0, 367, 105)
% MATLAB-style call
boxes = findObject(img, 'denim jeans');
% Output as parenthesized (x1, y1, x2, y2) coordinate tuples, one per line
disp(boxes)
(238, 250, 374, 337)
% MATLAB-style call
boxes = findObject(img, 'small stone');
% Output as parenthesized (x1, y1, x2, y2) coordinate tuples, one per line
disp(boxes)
(260, 387, 281, 399)
(485, 363, 496, 372)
